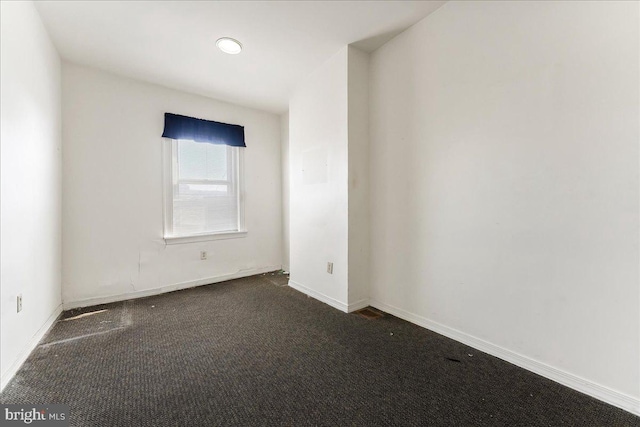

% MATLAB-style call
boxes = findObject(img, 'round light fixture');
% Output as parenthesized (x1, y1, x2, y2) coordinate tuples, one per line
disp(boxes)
(216, 37, 242, 55)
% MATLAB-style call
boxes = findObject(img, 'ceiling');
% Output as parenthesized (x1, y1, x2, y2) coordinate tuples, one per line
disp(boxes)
(35, 1, 446, 114)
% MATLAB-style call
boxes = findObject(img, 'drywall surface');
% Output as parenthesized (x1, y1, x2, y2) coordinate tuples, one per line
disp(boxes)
(289, 48, 349, 307)
(370, 0, 639, 405)
(62, 64, 282, 305)
(347, 46, 370, 307)
(0, 1, 62, 387)
(281, 112, 290, 272)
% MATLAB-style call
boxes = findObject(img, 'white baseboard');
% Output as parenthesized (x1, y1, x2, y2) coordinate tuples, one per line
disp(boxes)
(63, 265, 282, 310)
(347, 298, 370, 313)
(369, 299, 640, 417)
(287, 281, 371, 314)
(288, 280, 349, 312)
(1, 304, 63, 392)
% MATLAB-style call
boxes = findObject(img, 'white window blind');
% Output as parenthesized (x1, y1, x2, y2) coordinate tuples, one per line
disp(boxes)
(165, 139, 242, 237)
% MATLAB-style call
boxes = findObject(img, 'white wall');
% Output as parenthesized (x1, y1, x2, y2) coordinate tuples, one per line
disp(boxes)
(369, 0, 639, 412)
(347, 46, 370, 308)
(281, 112, 290, 272)
(289, 46, 371, 312)
(0, 1, 62, 388)
(62, 63, 282, 306)
(289, 48, 350, 309)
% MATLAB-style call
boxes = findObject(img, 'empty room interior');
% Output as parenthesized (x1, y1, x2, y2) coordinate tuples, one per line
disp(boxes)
(1, 0, 639, 425)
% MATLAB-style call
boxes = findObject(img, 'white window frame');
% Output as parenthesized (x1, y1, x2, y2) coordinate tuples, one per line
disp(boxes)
(162, 138, 246, 245)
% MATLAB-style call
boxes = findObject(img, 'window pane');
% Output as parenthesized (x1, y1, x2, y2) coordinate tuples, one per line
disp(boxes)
(177, 140, 228, 181)
(172, 140, 238, 235)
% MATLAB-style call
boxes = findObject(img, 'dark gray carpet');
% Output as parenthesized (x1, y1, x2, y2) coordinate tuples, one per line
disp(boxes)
(2, 272, 638, 426)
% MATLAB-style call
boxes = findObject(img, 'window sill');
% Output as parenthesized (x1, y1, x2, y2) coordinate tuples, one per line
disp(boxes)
(164, 230, 247, 245)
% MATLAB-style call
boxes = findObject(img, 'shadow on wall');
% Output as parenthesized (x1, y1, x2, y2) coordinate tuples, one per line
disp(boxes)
(351, 28, 409, 52)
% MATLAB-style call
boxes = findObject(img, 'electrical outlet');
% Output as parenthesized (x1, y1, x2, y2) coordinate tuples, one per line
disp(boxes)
(17, 294, 22, 313)
(200, 251, 207, 260)
(327, 262, 333, 274)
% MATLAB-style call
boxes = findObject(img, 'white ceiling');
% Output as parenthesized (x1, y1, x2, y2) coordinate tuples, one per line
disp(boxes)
(35, 1, 446, 114)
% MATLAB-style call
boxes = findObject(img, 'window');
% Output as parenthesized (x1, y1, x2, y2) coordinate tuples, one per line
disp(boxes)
(163, 139, 245, 243)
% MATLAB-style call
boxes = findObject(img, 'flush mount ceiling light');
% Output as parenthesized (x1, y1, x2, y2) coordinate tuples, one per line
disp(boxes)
(216, 37, 242, 55)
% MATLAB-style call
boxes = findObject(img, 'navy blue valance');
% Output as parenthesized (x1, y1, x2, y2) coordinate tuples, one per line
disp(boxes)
(162, 113, 246, 147)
